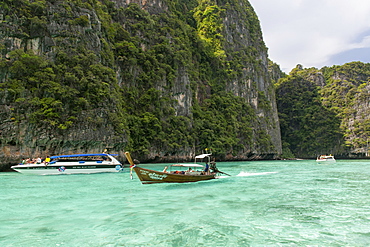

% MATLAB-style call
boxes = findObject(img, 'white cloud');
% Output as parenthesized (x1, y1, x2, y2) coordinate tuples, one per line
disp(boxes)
(248, 0, 370, 72)
(351, 36, 370, 49)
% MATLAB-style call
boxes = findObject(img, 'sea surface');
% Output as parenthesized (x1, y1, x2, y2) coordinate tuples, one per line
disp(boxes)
(1, 159, 370, 246)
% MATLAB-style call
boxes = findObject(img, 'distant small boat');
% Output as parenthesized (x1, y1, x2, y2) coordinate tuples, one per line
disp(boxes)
(316, 155, 336, 164)
(11, 153, 123, 175)
(124, 152, 229, 184)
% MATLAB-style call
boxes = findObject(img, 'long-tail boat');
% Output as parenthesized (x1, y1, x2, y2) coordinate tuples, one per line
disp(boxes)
(124, 152, 228, 184)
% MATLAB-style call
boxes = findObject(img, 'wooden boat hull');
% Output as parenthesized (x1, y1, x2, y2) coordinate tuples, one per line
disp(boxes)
(133, 166, 216, 184)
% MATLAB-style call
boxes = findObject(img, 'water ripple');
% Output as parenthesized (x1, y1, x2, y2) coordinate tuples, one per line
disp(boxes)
(1, 160, 370, 246)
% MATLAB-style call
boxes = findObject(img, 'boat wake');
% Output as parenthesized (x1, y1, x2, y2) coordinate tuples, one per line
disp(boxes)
(236, 171, 278, 177)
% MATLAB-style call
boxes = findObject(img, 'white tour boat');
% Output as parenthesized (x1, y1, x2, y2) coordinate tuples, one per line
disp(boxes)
(316, 155, 336, 164)
(11, 153, 124, 175)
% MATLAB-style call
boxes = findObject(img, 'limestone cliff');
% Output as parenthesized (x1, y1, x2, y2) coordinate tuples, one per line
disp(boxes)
(275, 63, 370, 158)
(0, 0, 282, 169)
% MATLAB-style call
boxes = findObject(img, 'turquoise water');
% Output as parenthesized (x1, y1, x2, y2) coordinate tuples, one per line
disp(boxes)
(1, 159, 370, 246)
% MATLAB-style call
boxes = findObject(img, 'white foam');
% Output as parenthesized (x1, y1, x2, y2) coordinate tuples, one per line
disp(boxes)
(236, 171, 278, 177)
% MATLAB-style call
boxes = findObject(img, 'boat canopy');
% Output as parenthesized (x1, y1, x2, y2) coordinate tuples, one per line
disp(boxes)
(195, 154, 212, 159)
(50, 153, 118, 159)
(171, 164, 204, 168)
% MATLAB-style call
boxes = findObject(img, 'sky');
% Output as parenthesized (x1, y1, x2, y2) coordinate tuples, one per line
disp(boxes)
(248, 0, 370, 73)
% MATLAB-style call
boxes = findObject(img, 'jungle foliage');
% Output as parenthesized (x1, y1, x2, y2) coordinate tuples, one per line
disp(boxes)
(320, 62, 370, 152)
(276, 63, 370, 158)
(0, 0, 269, 158)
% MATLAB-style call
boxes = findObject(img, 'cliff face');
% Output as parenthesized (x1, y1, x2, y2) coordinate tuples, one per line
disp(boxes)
(0, 0, 282, 168)
(275, 63, 370, 158)
(320, 63, 370, 156)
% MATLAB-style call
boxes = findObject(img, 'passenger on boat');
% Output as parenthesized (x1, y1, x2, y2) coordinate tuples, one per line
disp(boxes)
(210, 159, 216, 171)
(204, 163, 209, 174)
(163, 166, 168, 173)
(44, 156, 51, 165)
(28, 158, 33, 163)
(36, 157, 42, 164)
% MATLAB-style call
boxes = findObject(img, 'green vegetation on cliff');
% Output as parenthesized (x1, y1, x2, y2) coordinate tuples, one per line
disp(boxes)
(4, 49, 120, 130)
(276, 63, 370, 158)
(0, 0, 278, 160)
(275, 66, 343, 158)
(320, 62, 370, 153)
